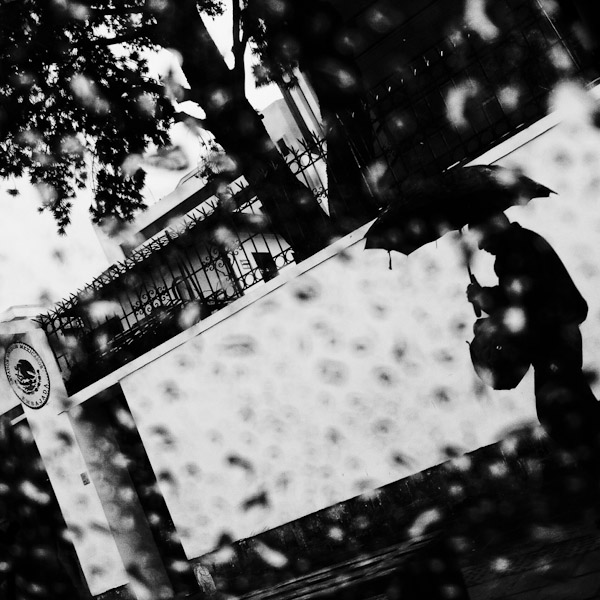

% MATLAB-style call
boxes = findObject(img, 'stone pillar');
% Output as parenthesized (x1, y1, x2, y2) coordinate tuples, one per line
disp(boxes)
(0, 320, 129, 597)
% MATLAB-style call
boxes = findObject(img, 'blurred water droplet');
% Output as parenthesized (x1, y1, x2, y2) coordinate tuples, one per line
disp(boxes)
(409, 508, 442, 537)
(254, 541, 288, 568)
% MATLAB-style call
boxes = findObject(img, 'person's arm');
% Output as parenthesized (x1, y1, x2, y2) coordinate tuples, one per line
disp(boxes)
(467, 282, 507, 315)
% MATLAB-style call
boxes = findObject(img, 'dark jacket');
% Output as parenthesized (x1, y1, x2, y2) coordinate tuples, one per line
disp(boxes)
(484, 223, 588, 326)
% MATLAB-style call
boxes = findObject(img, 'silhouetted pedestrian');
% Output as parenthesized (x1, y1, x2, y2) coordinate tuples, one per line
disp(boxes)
(467, 214, 587, 353)
(467, 214, 600, 482)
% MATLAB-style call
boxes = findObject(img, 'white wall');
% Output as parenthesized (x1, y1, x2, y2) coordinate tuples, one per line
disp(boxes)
(260, 99, 306, 151)
(118, 89, 600, 560)
(121, 229, 543, 559)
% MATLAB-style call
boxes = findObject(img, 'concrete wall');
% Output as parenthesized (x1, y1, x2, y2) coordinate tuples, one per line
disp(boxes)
(261, 99, 307, 151)
(119, 229, 536, 559)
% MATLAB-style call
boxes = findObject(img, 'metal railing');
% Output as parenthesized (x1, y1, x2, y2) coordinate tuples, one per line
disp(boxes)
(284, 135, 329, 213)
(35, 179, 298, 394)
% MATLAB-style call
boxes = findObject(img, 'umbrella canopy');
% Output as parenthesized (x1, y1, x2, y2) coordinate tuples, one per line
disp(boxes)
(364, 165, 554, 255)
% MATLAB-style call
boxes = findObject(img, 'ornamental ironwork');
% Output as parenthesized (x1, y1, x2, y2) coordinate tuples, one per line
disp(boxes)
(35, 177, 299, 395)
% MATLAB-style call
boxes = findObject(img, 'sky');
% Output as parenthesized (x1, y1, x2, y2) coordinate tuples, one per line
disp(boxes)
(0, 179, 111, 314)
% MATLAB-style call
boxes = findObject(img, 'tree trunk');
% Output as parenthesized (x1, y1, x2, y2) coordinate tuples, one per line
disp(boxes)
(154, 1, 335, 260)
(297, 0, 382, 230)
(250, 0, 382, 231)
(314, 97, 381, 232)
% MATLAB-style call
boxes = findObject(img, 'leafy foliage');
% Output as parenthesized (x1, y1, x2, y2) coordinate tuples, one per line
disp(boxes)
(0, 0, 179, 231)
(1, 0, 334, 258)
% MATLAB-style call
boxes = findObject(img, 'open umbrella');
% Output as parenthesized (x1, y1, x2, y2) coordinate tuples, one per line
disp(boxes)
(364, 165, 554, 256)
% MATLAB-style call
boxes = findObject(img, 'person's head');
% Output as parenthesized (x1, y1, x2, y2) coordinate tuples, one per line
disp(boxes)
(468, 213, 511, 254)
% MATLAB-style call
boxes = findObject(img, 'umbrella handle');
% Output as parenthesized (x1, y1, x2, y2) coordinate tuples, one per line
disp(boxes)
(466, 263, 482, 318)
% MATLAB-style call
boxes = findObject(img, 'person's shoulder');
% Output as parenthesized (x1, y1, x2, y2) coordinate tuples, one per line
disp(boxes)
(511, 224, 551, 248)
(509, 222, 529, 235)
(502, 222, 531, 246)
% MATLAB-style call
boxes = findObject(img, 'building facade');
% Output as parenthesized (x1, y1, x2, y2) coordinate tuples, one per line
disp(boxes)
(2, 1, 600, 599)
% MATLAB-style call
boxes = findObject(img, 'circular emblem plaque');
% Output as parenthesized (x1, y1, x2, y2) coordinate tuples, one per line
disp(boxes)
(4, 342, 50, 409)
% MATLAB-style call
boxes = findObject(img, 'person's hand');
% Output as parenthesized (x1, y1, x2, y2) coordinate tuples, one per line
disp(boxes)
(467, 282, 484, 314)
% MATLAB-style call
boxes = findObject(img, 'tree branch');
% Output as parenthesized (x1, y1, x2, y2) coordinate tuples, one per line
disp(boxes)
(241, 26, 251, 54)
(231, 0, 242, 42)
(232, 0, 242, 58)
(231, 0, 248, 87)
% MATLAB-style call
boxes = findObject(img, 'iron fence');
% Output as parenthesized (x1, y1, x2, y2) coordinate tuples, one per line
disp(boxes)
(35, 178, 297, 394)
(284, 135, 329, 213)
